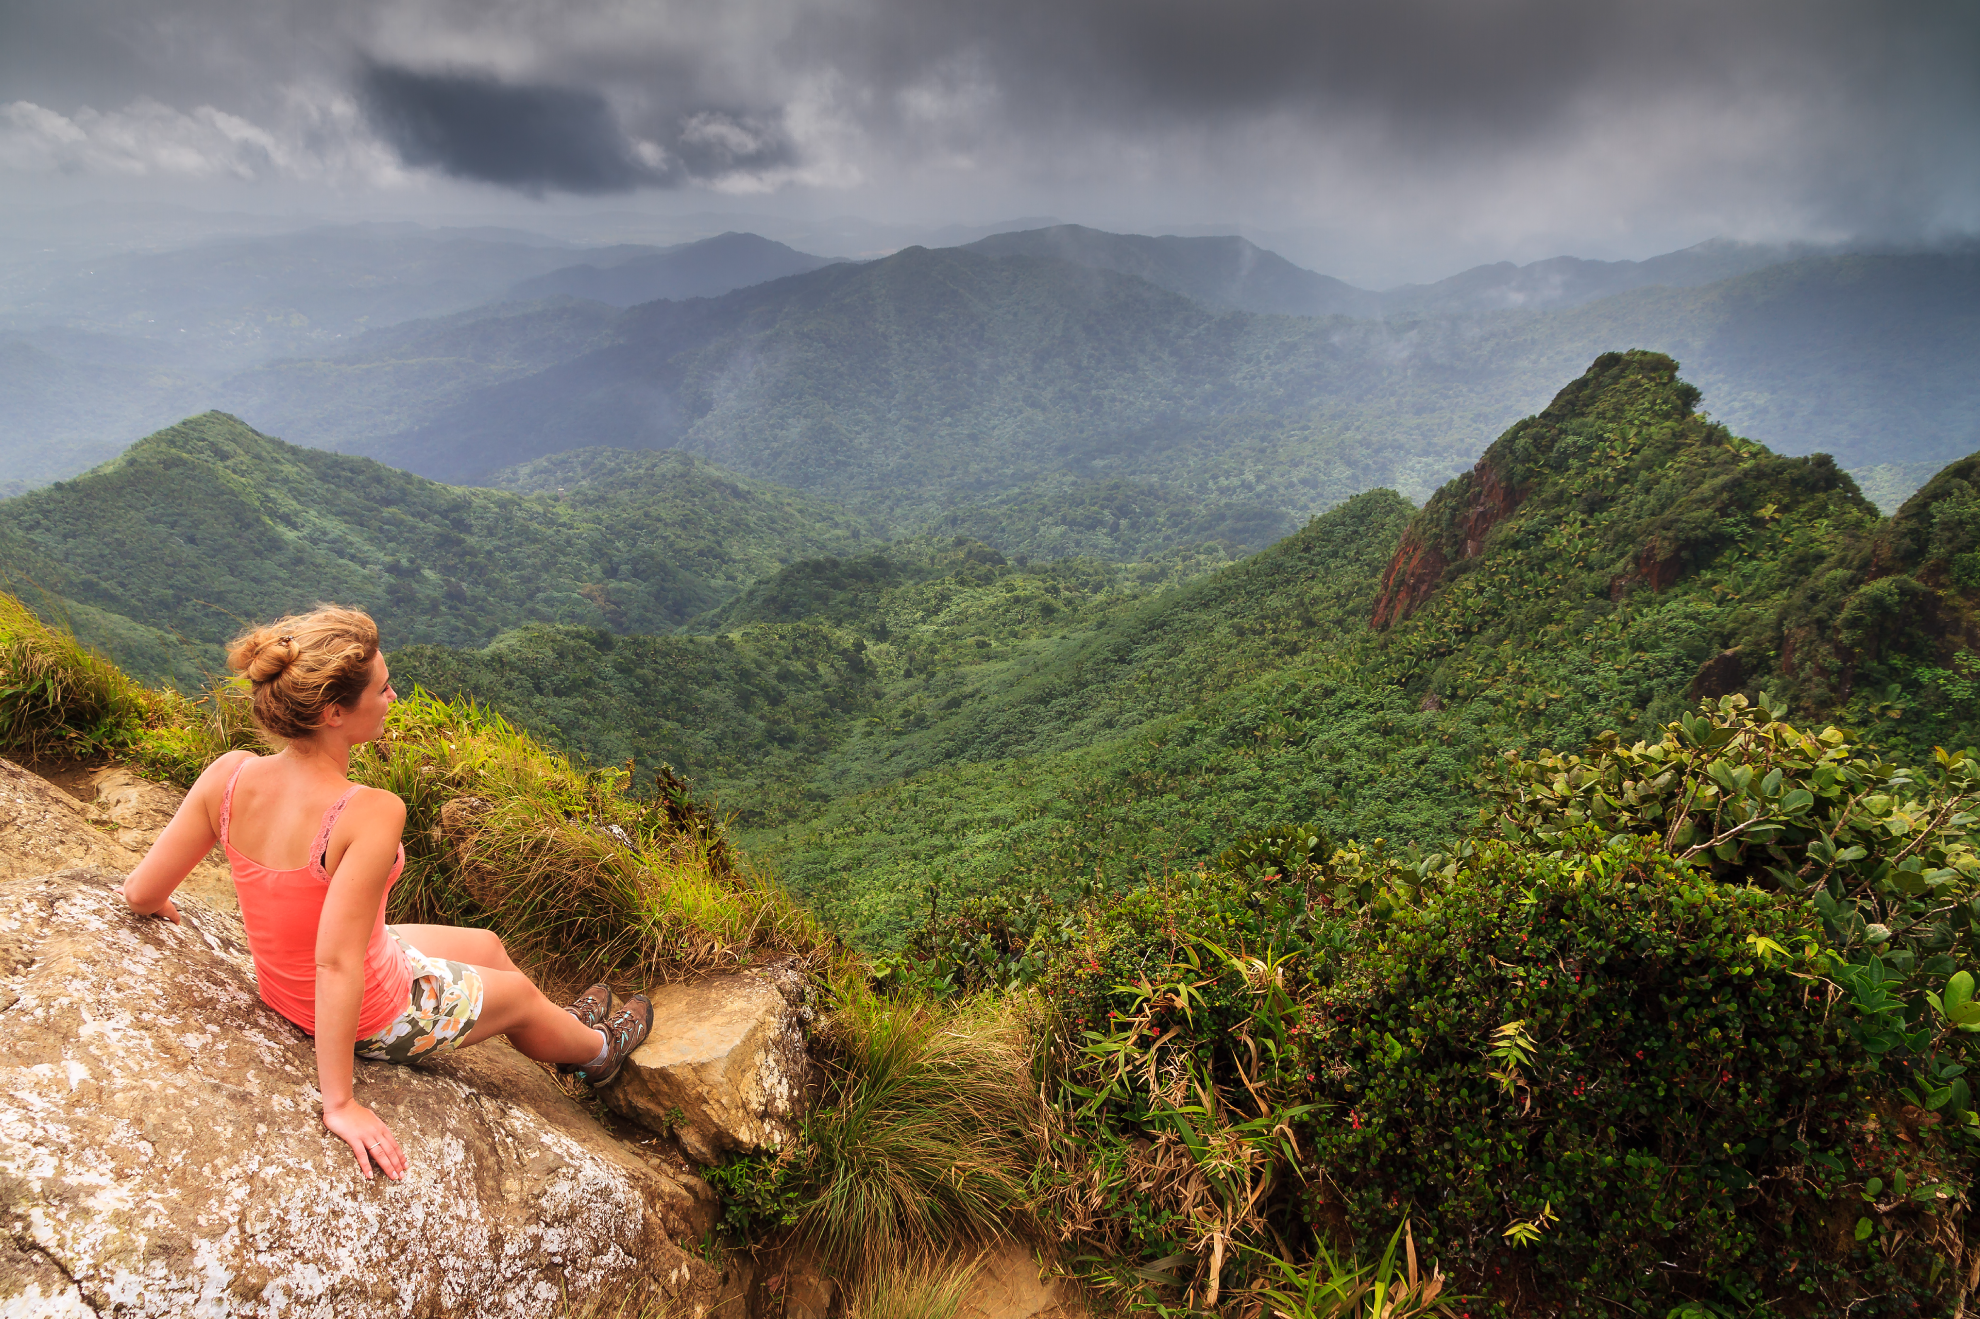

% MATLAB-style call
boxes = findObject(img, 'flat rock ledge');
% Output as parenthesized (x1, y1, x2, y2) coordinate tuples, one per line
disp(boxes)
(0, 761, 137, 881)
(601, 960, 815, 1164)
(0, 867, 731, 1319)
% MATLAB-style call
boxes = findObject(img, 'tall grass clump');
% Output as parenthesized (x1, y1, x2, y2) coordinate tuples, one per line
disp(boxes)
(359, 688, 828, 990)
(126, 678, 266, 784)
(0, 593, 149, 760)
(712, 980, 1045, 1276)
(844, 1260, 977, 1319)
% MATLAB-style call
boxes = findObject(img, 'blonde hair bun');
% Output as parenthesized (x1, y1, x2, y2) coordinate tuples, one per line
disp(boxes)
(234, 631, 300, 683)
(226, 606, 381, 742)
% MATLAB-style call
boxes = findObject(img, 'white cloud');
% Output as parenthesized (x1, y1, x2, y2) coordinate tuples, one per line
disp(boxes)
(0, 90, 416, 189)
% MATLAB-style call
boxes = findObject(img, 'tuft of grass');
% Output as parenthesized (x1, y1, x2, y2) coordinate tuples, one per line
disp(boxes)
(846, 1260, 977, 1319)
(0, 593, 148, 760)
(1241, 1221, 1462, 1319)
(126, 677, 267, 785)
(359, 688, 829, 992)
(792, 981, 1045, 1274)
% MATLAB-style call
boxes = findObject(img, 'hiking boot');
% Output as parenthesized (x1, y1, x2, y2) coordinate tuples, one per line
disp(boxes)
(564, 982, 618, 1029)
(576, 994, 653, 1087)
(557, 982, 619, 1075)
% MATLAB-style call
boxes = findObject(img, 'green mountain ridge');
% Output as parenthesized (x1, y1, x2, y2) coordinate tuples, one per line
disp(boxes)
(0, 412, 877, 683)
(393, 352, 1980, 944)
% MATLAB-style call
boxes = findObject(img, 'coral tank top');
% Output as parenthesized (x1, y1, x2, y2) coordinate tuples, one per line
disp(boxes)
(221, 757, 411, 1038)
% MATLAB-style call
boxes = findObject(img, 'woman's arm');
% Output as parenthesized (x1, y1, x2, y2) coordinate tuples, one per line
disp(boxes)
(122, 750, 249, 924)
(313, 788, 410, 1182)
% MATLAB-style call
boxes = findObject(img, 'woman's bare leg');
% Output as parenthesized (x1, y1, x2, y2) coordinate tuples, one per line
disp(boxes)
(458, 965, 603, 1065)
(391, 924, 522, 973)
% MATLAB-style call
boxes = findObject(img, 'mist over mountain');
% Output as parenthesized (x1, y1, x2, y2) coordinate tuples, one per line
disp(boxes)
(960, 226, 1817, 319)
(960, 225, 1381, 316)
(285, 238, 1977, 522)
(1373, 237, 1833, 315)
(0, 223, 841, 493)
(506, 232, 840, 306)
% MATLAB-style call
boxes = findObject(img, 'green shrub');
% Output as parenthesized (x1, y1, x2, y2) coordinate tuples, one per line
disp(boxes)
(0, 593, 148, 759)
(1479, 692, 1980, 1132)
(722, 981, 1043, 1276)
(1032, 861, 1348, 1307)
(1302, 834, 1952, 1313)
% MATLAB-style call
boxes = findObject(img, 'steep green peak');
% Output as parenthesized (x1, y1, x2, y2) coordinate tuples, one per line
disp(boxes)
(1535, 349, 1700, 428)
(91, 410, 291, 477)
(1371, 350, 1873, 630)
(1872, 451, 1980, 590)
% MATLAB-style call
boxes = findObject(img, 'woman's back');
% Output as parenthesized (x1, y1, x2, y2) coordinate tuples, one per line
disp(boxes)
(223, 752, 363, 872)
(219, 752, 410, 1037)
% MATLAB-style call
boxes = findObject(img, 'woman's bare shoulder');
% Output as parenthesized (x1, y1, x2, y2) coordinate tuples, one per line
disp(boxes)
(341, 785, 407, 827)
(188, 748, 257, 796)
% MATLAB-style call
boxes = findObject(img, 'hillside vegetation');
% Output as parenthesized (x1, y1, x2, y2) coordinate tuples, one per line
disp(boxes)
(0, 412, 875, 683)
(387, 353, 1980, 949)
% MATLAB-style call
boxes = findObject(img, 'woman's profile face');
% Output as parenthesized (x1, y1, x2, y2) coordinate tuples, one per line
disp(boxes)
(341, 651, 398, 743)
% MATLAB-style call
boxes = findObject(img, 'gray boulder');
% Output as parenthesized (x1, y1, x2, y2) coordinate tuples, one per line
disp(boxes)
(0, 867, 732, 1318)
(601, 960, 815, 1164)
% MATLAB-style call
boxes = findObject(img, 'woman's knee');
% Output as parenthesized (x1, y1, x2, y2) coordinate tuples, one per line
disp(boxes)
(463, 927, 516, 969)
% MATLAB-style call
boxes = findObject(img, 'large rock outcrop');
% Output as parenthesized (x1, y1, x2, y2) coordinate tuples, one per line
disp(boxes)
(80, 766, 235, 912)
(0, 760, 137, 880)
(0, 867, 733, 1318)
(601, 960, 815, 1164)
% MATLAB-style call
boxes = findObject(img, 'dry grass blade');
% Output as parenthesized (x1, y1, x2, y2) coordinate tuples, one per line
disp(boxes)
(846, 1259, 978, 1319)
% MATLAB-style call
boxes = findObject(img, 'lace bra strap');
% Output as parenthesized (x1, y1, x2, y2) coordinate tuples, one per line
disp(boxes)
(218, 755, 253, 848)
(310, 785, 365, 877)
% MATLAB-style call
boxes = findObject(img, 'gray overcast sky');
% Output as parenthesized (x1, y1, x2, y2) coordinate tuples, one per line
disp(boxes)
(2, 0, 1976, 284)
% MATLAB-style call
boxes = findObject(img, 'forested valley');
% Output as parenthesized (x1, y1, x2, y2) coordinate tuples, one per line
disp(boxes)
(9, 228, 1980, 1312)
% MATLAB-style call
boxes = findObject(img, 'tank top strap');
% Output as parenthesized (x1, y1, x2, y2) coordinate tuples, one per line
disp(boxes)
(309, 785, 366, 878)
(218, 755, 254, 849)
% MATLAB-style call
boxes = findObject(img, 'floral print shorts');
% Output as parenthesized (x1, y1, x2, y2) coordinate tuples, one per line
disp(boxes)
(354, 931, 486, 1064)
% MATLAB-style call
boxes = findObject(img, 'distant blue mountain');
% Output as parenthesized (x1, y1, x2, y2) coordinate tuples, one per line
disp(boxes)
(507, 232, 840, 307)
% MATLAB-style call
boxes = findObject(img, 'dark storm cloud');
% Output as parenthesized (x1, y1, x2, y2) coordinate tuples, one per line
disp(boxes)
(816, 0, 1973, 146)
(357, 64, 794, 193)
(360, 64, 655, 192)
(3, 0, 1975, 250)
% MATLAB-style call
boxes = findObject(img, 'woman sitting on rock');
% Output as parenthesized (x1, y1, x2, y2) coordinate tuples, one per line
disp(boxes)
(121, 605, 653, 1182)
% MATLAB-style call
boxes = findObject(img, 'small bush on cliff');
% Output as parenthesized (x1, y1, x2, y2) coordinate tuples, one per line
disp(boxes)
(0, 594, 149, 759)
(711, 982, 1044, 1277)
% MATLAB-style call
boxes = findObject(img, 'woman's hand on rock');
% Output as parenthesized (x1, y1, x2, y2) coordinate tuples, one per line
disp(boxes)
(322, 1099, 406, 1181)
(155, 898, 180, 924)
